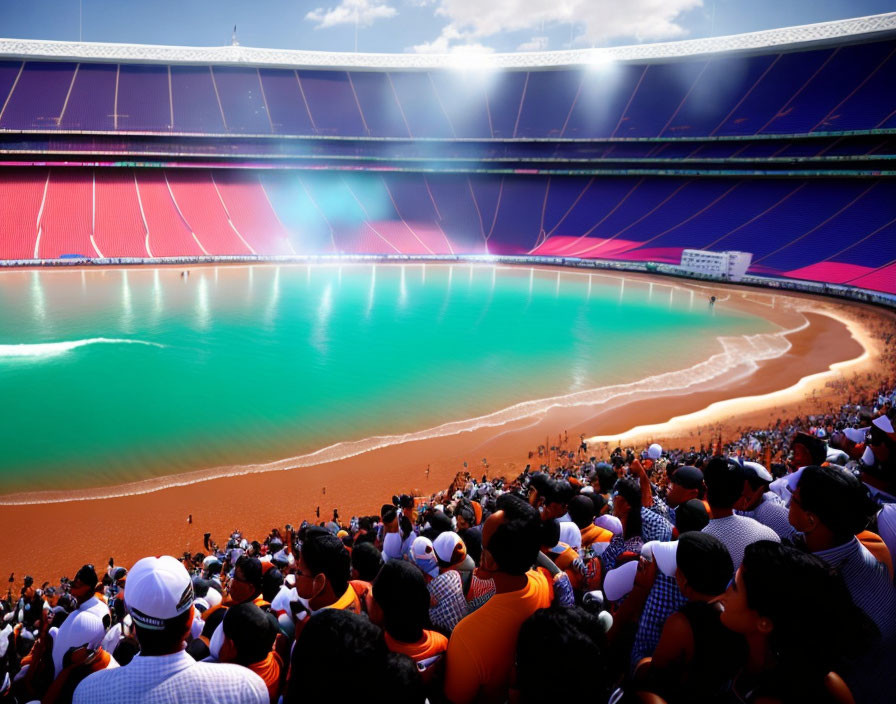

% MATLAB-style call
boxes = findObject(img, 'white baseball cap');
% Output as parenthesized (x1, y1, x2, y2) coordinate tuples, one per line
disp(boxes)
(602, 560, 638, 601)
(648, 540, 680, 578)
(742, 461, 773, 483)
(647, 444, 663, 461)
(125, 556, 194, 630)
(873, 415, 894, 434)
(51, 611, 108, 675)
(843, 427, 869, 444)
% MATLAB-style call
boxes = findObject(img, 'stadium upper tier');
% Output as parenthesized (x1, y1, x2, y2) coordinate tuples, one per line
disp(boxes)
(0, 15, 895, 139)
(1, 168, 894, 294)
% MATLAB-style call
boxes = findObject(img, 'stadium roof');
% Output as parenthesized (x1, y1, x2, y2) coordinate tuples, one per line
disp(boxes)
(0, 12, 895, 71)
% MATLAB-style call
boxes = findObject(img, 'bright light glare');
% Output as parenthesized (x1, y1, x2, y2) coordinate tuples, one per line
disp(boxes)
(585, 50, 616, 72)
(447, 48, 496, 73)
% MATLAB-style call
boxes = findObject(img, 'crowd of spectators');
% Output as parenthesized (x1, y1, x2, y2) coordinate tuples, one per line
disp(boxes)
(2, 367, 895, 703)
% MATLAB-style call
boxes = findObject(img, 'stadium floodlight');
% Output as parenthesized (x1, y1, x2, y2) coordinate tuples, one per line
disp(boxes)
(446, 48, 497, 73)
(585, 49, 615, 72)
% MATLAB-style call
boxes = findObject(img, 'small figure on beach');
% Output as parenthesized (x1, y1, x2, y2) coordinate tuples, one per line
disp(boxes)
(316, 506, 320, 518)
(187, 514, 192, 525)
(710, 295, 716, 309)
(425, 464, 430, 479)
(322, 486, 326, 495)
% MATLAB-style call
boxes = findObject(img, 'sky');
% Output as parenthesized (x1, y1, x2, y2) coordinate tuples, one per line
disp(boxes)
(0, 0, 894, 55)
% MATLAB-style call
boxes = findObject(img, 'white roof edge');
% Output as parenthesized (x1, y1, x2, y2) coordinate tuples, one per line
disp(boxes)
(1, 13, 895, 70)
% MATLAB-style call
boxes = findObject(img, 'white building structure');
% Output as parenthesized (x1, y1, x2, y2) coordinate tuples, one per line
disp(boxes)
(679, 250, 753, 282)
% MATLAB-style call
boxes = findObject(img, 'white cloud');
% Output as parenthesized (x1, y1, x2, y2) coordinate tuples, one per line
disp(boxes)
(306, 0, 398, 29)
(517, 36, 548, 51)
(416, 0, 702, 52)
(411, 24, 494, 53)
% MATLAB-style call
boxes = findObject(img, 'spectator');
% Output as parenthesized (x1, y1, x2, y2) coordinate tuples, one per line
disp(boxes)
(717, 541, 871, 704)
(73, 555, 267, 703)
(789, 465, 896, 641)
(516, 605, 610, 703)
(702, 458, 779, 569)
(219, 603, 284, 704)
(285, 609, 423, 703)
(443, 494, 551, 704)
(636, 532, 742, 704)
(295, 527, 360, 617)
(371, 560, 447, 687)
(350, 541, 384, 583)
(735, 461, 797, 540)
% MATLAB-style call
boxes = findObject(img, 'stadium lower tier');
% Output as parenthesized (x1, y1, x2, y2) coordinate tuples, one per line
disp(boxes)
(1, 168, 894, 293)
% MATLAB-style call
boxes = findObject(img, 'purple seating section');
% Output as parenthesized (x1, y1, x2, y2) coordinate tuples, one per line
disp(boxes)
(1, 36, 894, 297)
(1, 37, 895, 137)
(0, 168, 892, 294)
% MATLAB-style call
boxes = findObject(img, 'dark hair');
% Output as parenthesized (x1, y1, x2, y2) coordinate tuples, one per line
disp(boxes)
(223, 602, 278, 666)
(234, 556, 263, 589)
(613, 477, 642, 541)
(487, 494, 543, 576)
(797, 465, 875, 542)
(676, 532, 733, 596)
(134, 608, 193, 656)
(286, 610, 389, 703)
(383, 652, 426, 704)
(594, 463, 617, 494)
(547, 480, 576, 506)
(675, 499, 710, 534)
(567, 495, 596, 529)
(372, 560, 429, 643)
(261, 567, 284, 603)
(301, 527, 350, 597)
(351, 542, 384, 582)
(457, 527, 482, 566)
(740, 541, 876, 692)
(703, 457, 745, 509)
(517, 606, 609, 703)
(540, 519, 561, 548)
(201, 605, 227, 639)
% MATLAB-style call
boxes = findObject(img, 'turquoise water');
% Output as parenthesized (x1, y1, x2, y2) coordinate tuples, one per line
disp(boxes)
(0, 265, 774, 498)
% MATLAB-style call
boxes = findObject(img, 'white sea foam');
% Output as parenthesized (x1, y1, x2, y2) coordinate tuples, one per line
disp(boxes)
(0, 338, 164, 359)
(0, 313, 820, 506)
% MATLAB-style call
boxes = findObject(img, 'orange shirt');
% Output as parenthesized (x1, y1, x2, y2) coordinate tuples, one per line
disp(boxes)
(247, 651, 284, 704)
(857, 530, 894, 578)
(385, 630, 449, 662)
(444, 570, 551, 704)
(580, 523, 613, 547)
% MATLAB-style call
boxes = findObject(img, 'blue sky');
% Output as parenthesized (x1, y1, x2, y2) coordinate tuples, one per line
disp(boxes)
(1, 0, 894, 54)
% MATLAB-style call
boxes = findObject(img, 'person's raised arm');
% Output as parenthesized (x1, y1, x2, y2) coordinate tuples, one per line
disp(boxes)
(631, 459, 653, 508)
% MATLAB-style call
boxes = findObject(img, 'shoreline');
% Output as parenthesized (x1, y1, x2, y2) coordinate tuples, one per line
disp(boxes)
(0, 267, 799, 506)
(0, 272, 890, 585)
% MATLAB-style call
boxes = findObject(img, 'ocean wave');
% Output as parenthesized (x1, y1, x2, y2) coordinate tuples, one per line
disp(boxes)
(0, 313, 819, 506)
(0, 338, 164, 359)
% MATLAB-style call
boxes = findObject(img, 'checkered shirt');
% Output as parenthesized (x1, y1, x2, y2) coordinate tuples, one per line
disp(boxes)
(73, 649, 268, 704)
(428, 569, 469, 634)
(631, 573, 688, 669)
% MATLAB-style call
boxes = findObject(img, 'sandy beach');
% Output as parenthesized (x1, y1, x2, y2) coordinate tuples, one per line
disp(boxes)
(1, 269, 893, 588)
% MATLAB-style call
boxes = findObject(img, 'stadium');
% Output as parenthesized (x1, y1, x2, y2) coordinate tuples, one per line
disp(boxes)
(1, 8, 896, 704)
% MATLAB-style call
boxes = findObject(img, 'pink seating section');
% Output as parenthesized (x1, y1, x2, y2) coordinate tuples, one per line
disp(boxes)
(0, 168, 893, 297)
(0, 168, 294, 261)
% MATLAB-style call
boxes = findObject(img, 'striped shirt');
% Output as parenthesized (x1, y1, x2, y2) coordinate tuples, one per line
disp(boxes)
(737, 493, 798, 540)
(702, 514, 780, 570)
(73, 649, 268, 704)
(814, 537, 896, 642)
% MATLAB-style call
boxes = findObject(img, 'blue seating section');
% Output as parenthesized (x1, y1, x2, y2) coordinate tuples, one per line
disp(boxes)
(1, 37, 895, 137)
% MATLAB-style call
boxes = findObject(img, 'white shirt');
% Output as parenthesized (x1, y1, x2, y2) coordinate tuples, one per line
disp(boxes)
(702, 513, 780, 569)
(73, 649, 267, 704)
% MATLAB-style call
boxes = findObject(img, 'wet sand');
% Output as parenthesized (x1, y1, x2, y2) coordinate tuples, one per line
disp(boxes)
(0, 272, 891, 587)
